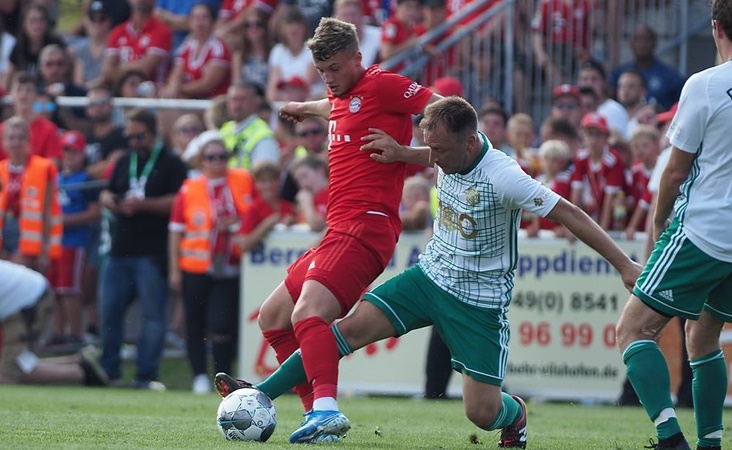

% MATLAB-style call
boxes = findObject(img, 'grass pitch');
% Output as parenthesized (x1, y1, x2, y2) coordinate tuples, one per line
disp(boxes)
(0, 385, 725, 449)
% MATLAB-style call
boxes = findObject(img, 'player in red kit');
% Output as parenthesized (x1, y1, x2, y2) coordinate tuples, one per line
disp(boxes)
(214, 17, 440, 443)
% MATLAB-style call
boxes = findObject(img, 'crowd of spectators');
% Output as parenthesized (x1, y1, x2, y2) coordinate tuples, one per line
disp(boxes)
(0, 0, 687, 394)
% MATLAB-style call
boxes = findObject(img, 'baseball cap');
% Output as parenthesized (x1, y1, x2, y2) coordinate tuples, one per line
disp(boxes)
(657, 102, 678, 125)
(88, 1, 108, 19)
(61, 130, 87, 153)
(276, 76, 308, 90)
(552, 84, 580, 101)
(581, 112, 609, 134)
(431, 77, 463, 97)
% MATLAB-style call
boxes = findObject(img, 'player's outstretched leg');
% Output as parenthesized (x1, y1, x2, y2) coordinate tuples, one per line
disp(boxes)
(289, 409, 351, 443)
(498, 395, 527, 449)
(214, 372, 253, 397)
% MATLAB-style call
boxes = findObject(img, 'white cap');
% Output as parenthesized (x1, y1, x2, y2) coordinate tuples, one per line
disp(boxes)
(182, 129, 223, 163)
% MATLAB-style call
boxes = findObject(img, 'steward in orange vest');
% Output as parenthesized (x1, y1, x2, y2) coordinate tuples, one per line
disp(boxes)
(0, 154, 62, 260)
(177, 169, 254, 273)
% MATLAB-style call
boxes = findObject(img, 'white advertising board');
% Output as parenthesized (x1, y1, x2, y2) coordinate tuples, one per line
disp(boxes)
(239, 230, 644, 402)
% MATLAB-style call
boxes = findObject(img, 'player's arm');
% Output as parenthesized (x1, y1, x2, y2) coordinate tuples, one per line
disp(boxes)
(653, 146, 694, 240)
(360, 128, 431, 166)
(546, 198, 642, 292)
(279, 98, 331, 122)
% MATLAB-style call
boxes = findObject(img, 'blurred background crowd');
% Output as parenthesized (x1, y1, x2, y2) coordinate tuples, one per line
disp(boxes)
(0, 0, 714, 395)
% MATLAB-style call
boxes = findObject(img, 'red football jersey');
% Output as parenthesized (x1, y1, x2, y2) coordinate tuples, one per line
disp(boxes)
(0, 116, 62, 161)
(240, 198, 296, 234)
(106, 17, 173, 84)
(326, 66, 432, 235)
(531, 0, 591, 50)
(175, 36, 231, 97)
(571, 147, 625, 218)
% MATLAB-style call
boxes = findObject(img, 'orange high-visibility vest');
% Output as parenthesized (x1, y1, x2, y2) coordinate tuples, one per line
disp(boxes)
(0, 155, 62, 259)
(179, 169, 254, 273)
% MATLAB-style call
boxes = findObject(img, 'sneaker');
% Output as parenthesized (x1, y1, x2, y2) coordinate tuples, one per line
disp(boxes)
(78, 346, 109, 387)
(214, 372, 253, 397)
(498, 395, 527, 449)
(289, 410, 351, 444)
(192, 374, 211, 395)
(132, 380, 167, 391)
(644, 436, 691, 449)
(299, 411, 341, 443)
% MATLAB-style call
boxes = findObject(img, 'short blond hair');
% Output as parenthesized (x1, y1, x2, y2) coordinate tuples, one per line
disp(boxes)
(630, 124, 660, 144)
(539, 139, 570, 161)
(507, 113, 534, 132)
(2, 116, 29, 140)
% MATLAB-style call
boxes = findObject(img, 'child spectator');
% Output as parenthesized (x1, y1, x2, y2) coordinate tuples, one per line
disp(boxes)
(570, 112, 625, 231)
(291, 156, 328, 232)
(534, 139, 573, 238)
(624, 124, 659, 240)
(400, 175, 432, 232)
(506, 113, 541, 177)
(46, 131, 101, 348)
(236, 160, 296, 253)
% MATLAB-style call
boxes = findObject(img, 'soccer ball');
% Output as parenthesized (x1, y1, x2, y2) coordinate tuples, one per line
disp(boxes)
(216, 388, 277, 442)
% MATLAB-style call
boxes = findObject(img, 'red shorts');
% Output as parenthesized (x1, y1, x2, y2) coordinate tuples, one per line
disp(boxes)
(284, 214, 399, 316)
(47, 247, 86, 296)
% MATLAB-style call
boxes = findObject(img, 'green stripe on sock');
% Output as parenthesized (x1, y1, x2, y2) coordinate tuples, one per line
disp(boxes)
(484, 393, 521, 431)
(331, 325, 353, 357)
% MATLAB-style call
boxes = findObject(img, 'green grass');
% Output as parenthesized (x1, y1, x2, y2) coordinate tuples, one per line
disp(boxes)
(0, 385, 728, 449)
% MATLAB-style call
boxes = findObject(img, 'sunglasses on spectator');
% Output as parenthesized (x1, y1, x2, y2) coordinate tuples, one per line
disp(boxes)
(89, 14, 109, 23)
(176, 126, 202, 134)
(203, 153, 229, 162)
(33, 102, 56, 113)
(297, 128, 324, 137)
(88, 99, 111, 106)
(124, 132, 149, 142)
(43, 60, 65, 67)
(244, 21, 265, 29)
(553, 102, 578, 110)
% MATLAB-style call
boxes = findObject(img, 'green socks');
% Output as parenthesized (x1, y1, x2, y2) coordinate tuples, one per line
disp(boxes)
(623, 340, 680, 440)
(484, 393, 522, 431)
(691, 350, 725, 449)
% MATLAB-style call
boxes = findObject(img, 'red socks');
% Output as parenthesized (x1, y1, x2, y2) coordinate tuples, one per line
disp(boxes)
(293, 316, 339, 401)
(262, 328, 314, 411)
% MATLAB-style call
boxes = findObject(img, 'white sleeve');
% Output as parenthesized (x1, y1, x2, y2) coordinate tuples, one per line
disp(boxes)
(492, 157, 561, 218)
(667, 73, 709, 154)
(648, 146, 672, 193)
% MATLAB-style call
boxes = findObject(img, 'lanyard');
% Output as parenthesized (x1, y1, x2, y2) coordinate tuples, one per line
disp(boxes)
(129, 143, 162, 192)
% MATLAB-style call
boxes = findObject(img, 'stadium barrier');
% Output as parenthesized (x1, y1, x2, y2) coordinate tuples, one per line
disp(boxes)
(238, 228, 732, 404)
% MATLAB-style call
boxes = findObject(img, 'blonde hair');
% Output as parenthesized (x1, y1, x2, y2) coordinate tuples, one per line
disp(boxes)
(507, 113, 534, 132)
(403, 175, 431, 197)
(630, 124, 660, 144)
(252, 160, 281, 181)
(205, 95, 229, 129)
(539, 139, 570, 161)
(2, 116, 29, 139)
(173, 114, 203, 133)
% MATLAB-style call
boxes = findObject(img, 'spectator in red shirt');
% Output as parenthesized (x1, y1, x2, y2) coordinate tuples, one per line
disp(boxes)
(570, 112, 625, 231)
(0, 71, 62, 165)
(161, 4, 231, 99)
(291, 156, 328, 232)
(624, 124, 659, 240)
(535, 139, 573, 237)
(531, 0, 591, 88)
(236, 160, 296, 253)
(95, 0, 173, 89)
(379, 0, 422, 63)
(550, 84, 582, 128)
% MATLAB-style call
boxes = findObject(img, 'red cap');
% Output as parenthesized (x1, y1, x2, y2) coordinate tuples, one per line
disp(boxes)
(657, 102, 679, 124)
(581, 112, 609, 134)
(431, 77, 463, 97)
(552, 84, 580, 101)
(61, 130, 87, 153)
(277, 76, 308, 90)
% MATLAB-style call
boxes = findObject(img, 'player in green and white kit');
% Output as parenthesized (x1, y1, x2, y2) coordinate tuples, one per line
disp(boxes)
(216, 97, 641, 447)
(616, 2, 732, 449)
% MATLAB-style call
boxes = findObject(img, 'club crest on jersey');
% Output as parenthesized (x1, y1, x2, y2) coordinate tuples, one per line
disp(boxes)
(466, 186, 480, 206)
(349, 96, 362, 113)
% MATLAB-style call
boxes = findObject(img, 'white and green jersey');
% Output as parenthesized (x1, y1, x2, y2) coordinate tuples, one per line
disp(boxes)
(418, 133, 560, 309)
(666, 60, 732, 262)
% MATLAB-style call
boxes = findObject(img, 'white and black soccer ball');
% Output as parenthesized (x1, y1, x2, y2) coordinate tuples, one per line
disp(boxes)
(216, 388, 277, 442)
